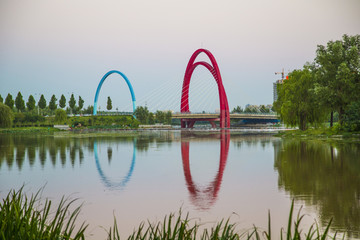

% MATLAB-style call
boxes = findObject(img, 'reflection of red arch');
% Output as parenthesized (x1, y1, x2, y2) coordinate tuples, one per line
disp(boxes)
(181, 49, 230, 128)
(181, 131, 230, 210)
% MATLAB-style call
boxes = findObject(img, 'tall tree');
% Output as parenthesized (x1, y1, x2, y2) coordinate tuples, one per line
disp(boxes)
(78, 96, 84, 111)
(26, 95, 36, 111)
(314, 34, 360, 126)
(68, 94, 76, 113)
(0, 94, 3, 103)
(134, 106, 149, 124)
(15, 92, 25, 112)
(155, 110, 165, 123)
(59, 94, 66, 109)
(49, 94, 58, 112)
(5, 93, 14, 110)
(274, 66, 326, 130)
(38, 94, 47, 113)
(107, 96, 112, 111)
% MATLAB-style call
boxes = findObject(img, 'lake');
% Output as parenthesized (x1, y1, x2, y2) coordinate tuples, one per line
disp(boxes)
(0, 130, 359, 239)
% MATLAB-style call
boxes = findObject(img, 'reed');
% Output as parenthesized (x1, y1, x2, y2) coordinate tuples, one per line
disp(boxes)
(0, 186, 87, 240)
(0, 187, 341, 240)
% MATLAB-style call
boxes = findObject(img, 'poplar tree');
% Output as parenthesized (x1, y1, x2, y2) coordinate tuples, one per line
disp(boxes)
(0, 94, 3, 103)
(107, 96, 112, 111)
(5, 93, 14, 110)
(49, 95, 58, 112)
(78, 96, 84, 111)
(59, 95, 66, 109)
(38, 95, 47, 113)
(27, 95, 36, 111)
(69, 94, 76, 113)
(15, 92, 25, 112)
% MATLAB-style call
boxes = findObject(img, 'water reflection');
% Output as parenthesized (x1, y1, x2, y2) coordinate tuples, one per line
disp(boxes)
(94, 139, 137, 190)
(181, 131, 230, 210)
(274, 140, 360, 238)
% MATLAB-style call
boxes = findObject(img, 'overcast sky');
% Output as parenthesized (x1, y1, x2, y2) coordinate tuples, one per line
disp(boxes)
(1, 0, 359, 112)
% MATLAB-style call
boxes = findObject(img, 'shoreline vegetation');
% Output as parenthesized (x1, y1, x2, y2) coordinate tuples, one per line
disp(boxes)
(0, 187, 341, 240)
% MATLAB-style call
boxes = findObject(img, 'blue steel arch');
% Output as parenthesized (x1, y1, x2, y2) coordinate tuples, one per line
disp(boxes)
(93, 70, 136, 115)
(94, 139, 137, 190)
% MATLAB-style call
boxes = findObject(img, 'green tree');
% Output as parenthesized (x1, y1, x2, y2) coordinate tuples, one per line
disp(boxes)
(274, 66, 326, 130)
(84, 105, 93, 114)
(38, 95, 47, 114)
(5, 93, 14, 110)
(134, 106, 149, 124)
(78, 96, 84, 112)
(314, 34, 360, 126)
(231, 106, 243, 113)
(26, 95, 36, 111)
(107, 97, 112, 111)
(59, 94, 66, 109)
(148, 112, 155, 124)
(0, 103, 14, 128)
(0, 94, 3, 103)
(155, 110, 165, 123)
(49, 95, 58, 112)
(165, 111, 172, 124)
(15, 92, 25, 112)
(54, 109, 67, 124)
(68, 94, 76, 113)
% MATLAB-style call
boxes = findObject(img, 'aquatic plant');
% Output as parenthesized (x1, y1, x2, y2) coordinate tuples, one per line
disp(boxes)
(0, 187, 87, 240)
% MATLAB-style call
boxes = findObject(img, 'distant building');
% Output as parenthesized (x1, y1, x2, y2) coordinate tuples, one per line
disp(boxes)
(273, 79, 285, 102)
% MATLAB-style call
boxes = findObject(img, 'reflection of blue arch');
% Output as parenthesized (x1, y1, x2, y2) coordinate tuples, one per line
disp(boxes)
(93, 70, 136, 115)
(94, 139, 137, 190)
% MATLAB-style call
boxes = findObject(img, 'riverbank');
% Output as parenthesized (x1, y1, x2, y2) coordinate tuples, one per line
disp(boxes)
(275, 128, 360, 142)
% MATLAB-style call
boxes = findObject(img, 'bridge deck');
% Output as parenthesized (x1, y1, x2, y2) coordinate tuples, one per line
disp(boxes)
(172, 113, 278, 120)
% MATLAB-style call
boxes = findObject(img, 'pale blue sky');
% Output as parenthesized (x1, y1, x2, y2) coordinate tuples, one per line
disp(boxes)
(1, 0, 359, 112)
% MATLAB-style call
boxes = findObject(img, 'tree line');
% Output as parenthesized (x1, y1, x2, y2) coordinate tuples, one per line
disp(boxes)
(0, 93, 93, 116)
(274, 34, 360, 131)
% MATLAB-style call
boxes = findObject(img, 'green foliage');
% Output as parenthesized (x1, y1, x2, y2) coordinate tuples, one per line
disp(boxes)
(68, 115, 139, 128)
(38, 94, 47, 110)
(0, 103, 14, 128)
(5, 93, 14, 109)
(0, 187, 87, 240)
(59, 94, 66, 109)
(314, 34, 360, 124)
(134, 106, 150, 124)
(69, 94, 76, 111)
(15, 91, 25, 112)
(49, 94, 58, 112)
(78, 96, 84, 110)
(274, 66, 326, 130)
(26, 95, 36, 111)
(107, 96, 112, 111)
(155, 110, 165, 123)
(83, 105, 93, 114)
(343, 100, 360, 131)
(165, 111, 172, 124)
(55, 109, 67, 124)
(231, 106, 243, 113)
(0, 94, 3, 103)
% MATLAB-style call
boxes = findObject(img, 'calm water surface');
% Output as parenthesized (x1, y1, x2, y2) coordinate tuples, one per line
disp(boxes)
(0, 131, 359, 239)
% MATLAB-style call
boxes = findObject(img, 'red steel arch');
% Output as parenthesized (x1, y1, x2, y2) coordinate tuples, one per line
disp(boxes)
(181, 49, 230, 128)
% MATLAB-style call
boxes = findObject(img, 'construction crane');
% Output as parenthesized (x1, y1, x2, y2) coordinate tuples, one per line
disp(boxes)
(275, 68, 285, 79)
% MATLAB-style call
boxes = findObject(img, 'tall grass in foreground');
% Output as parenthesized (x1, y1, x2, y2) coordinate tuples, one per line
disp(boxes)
(107, 201, 340, 240)
(0, 187, 341, 240)
(0, 187, 87, 240)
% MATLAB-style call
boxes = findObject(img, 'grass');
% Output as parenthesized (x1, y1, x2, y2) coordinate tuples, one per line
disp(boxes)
(0, 187, 87, 240)
(0, 126, 61, 134)
(0, 187, 342, 240)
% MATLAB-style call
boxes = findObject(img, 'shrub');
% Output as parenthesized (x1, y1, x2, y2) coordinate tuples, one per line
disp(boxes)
(55, 109, 67, 124)
(0, 103, 14, 128)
